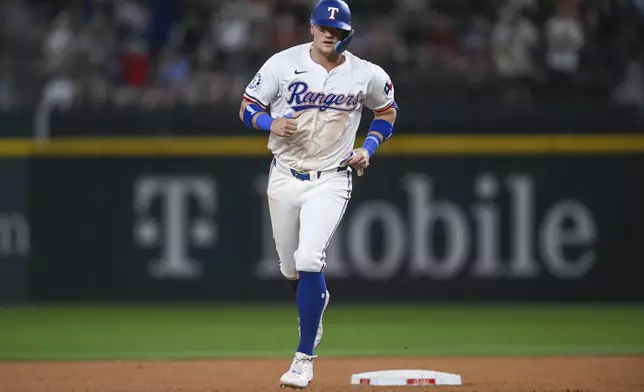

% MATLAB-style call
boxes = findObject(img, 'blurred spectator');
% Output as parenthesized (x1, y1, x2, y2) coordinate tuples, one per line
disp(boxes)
(272, 13, 301, 52)
(491, 8, 539, 104)
(210, 0, 266, 73)
(426, 12, 460, 61)
(75, 11, 119, 79)
(115, 0, 149, 38)
(157, 47, 190, 87)
(461, 15, 493, 81)
(192, 39, 216, 80)
(42, 11, 75, 74)
(120, 37, 151, 87)
(612, 52, 644, 110)
(114, 0, 151, 87)
(543, 0, 585, 96)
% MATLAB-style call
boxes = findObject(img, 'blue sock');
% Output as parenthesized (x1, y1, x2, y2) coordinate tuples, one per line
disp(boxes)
(296, 271, 327, 356)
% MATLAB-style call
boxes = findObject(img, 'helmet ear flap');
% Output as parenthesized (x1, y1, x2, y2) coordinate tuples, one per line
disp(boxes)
(335, 29, 354, 53)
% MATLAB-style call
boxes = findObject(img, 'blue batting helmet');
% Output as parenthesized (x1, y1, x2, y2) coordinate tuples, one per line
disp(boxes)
(310, 0, 354, 53)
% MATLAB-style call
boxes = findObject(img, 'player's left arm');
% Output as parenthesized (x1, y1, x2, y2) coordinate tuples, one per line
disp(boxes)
(368, 105, 397, 143)
(345, 65, 398, 172)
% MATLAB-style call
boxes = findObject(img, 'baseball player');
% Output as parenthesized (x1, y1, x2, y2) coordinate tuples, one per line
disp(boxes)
(238, 0, 397, 388)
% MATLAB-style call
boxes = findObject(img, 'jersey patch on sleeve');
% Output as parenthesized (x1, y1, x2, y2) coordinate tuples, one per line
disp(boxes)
(384, 80, 393, 97)
(247, 73, 262, 90)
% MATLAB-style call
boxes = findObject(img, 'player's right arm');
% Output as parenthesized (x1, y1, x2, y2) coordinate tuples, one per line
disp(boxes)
(238, 100, 300, 138)
(239, 55, 300, 138)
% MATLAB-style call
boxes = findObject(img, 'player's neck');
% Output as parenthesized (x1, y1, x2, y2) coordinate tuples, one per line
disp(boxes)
(310, 48, 345, 73)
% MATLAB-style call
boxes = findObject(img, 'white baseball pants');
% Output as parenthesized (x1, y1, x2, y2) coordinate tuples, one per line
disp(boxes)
(267, 158, 352, 279)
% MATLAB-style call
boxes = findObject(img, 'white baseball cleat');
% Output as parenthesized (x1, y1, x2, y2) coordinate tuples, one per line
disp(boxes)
(280, 352, 316, 389)
(298, 290, 330, 348)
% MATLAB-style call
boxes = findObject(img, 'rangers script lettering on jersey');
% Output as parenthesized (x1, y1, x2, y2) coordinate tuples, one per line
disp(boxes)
(244, 43, 396, 172)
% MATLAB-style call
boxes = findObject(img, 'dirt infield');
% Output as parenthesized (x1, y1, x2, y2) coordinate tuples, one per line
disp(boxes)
(1, 356, 643, 392)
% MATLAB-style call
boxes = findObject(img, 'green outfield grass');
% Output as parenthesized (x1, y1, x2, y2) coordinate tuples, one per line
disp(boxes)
(0, 303, 642, 361)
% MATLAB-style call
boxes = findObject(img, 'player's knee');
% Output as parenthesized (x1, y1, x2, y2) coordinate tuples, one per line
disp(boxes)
(279, 262, 298, 280)
(294, 249, 325, 273)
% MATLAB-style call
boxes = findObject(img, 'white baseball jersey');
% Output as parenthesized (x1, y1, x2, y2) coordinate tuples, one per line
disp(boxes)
(244, 42, 396, 172)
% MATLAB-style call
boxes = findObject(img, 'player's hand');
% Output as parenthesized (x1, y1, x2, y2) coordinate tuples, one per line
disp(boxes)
(342, 148, 370, 176)
(269, 112, 301, 137)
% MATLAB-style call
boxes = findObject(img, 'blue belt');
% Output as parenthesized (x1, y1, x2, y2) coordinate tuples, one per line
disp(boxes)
(273, 158, 348, 181)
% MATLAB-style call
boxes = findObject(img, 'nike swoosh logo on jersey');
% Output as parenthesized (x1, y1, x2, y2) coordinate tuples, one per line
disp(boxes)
(294, 70, 308, 74)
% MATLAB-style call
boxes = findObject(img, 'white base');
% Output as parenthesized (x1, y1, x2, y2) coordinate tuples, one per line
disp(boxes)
(351, 369, 462, 386)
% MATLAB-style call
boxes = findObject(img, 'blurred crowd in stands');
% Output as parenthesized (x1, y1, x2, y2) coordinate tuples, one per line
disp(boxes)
(0, 0, 643, 110)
